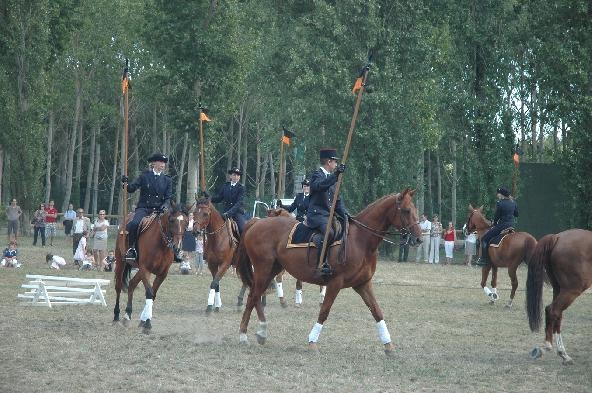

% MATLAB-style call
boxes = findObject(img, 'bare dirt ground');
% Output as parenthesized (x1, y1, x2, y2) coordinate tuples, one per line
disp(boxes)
(1, 235, 591, 392)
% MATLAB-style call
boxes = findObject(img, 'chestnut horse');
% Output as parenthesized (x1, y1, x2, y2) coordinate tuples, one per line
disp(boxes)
(236, 189, 422, 354)
(526, 229, 592, 364)
(113, 205, 188, 333)
(466, 204, 537, 307)
(193, 197, 240, 313)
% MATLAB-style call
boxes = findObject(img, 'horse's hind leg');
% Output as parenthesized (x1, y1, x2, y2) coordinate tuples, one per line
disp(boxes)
(308, 280, 342, 352)
(295, 279, 303, 307)
(506, 267, 519, 308)
(123, 270, 143, 326)
(353, 281, 394, 356)
(275, 272, 288, 308)
(239, 286, 264, 344)
(547, 291, 579, 364)
(236, 284, 247, 310)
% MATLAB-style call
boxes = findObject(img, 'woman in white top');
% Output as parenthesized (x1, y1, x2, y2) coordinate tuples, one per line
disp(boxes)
(92, 210, 109, 269)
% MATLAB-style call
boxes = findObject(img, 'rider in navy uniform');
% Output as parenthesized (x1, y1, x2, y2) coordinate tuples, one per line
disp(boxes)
(305, 148, 348, 274)
(286, 179, 311, 222)
(475, 186, 519, 266)
(122, 152, 179, 261)
(210, 167, 247, 234)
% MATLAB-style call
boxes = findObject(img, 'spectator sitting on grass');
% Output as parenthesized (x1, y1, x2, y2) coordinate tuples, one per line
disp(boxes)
(1, 241, 19, 268)
(46, 253, 67, 270)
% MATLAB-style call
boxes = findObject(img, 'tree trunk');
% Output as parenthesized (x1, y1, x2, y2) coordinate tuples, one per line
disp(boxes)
(450, 140, 457, 226)
(176, 133, 188, 204)
(436, 152, 442, 218)
(426, 150, 432, 215)
(74, 107, 85, 208)
(268, 151, 275, 200)
(260, 151, 268, 201)
(186, 138, 198, 204)
(416, 148, 425, 214)
(45, 110, 54, 203)
(255, 131, 261, 199)
(84, 123, 97, 213)
(92, 143, 100, 216)
(108, 120, 120, 216)
(62, 73, 81, 212)
(530, 82, 538, 159)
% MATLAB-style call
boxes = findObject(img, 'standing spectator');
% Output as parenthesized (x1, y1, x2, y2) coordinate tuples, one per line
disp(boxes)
(6, 198, 22, 242)
(32, 203, 47, 247)
(74, 230, 88, 266)
(92, 210, 109, 269)
(72, 208, 91, 260)
(44, 200, 59, 246)
(63, 203, 76, 236)
(195, 233, 205, 275)
(398, 234, 409, 262)
(443, 221, 456, 265)
(415, 214, 431, 263)
(463, 224, 477, 267)
(428, 214, 443, 264)
(46, 253, 67, 270)
(181, 212, 196, 260)
(1, 241, 19, 267)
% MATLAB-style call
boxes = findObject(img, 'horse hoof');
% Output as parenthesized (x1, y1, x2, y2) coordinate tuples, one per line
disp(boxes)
(562, 355, 574, 365)
(384, 342, 395, 356)
(214, 307, 220, 313)
(530, 347, 543, 359)
(280, 299, 288, 308)
(138, 320, 145, 328)
(504, 302, 513, 309)
(256, 333, 267, 345)
(142, 327, 151, 335)
(294, 303, 301, 308)
(205, 305, 213, 315)
(142, 319, 152, 334)
(239, 333, 249, 345)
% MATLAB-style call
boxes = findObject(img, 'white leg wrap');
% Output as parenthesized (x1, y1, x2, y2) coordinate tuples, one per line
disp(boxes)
(308, 322, 323, 343)
(295, 289, 303, 304)
(492, 288, 498, 295)
(483, 287, 492, 296)
(139, 305, 147, 322)
(376, 320, 392, 345)
(214, 291, 222, 308)
(320, 286, 327, 296)
(145, 299, 153, 320)
(256, 321, 268, 338)
(207, 288, 215, 306)
(276, 282, 284, 298)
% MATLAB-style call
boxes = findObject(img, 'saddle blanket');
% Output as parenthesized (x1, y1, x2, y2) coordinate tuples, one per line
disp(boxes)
(285, 223, 342, 249)
(489, 228, 515, 248)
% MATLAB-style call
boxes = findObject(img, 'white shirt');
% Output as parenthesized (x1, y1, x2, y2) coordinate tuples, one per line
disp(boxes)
(320, 167, 331, 177)
(419, 219, 432, 235)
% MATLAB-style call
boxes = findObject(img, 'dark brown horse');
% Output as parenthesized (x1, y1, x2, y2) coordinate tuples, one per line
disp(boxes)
(193, 197, 239, 313)
(113, 205, 188, 333)
(526, 229, 592, 364)
(235, 188, 422, 354)
(466, 204, 537, 307)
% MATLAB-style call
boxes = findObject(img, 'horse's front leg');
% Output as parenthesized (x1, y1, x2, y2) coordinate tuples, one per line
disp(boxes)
(480, 266, 496, 302)
(353, 280, 394, 356)
(308, 278, 342, 353)
(123, 269, 143, 326)
(138, 272, 154, 334)
(506, 267, 519, 308)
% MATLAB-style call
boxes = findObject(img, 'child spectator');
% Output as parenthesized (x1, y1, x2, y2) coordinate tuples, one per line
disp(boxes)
(102, 250, 115, 272)
(1, 241, 19, 268)
(179, 259, 192, 275)
(46, 253, 67, 270)
(80, 249, 95, 271)
(194, 233, 205, 275)
(443, 221, 456, 265)
(74, 230, 88, 267)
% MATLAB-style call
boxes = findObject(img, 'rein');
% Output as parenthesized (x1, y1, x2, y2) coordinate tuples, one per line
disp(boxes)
(348, 216, 409, 245)
(156, 212, 184, 250)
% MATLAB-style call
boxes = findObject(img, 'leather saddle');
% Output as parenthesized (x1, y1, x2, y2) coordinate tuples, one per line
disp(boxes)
(285, 218, 345, 249)
(489, 227, 515, 248)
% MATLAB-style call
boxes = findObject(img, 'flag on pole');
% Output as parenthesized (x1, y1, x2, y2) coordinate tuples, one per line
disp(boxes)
(282, 128, 295, 145)
(513, 144, 524, 164)
(351, 77, 363, 94)
(121, 60, 131, 94)
(200, 111, 211, 122)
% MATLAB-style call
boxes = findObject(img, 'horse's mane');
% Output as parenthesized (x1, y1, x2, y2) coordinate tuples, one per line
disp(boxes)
(357, 192, 399, 218)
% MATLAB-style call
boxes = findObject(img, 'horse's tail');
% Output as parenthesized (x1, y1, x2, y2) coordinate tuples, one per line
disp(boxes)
(522, 234, 537, 266)
(526, 234, 557, 332)
(122, 262, 133, 293)
(235, 237, 253, 288)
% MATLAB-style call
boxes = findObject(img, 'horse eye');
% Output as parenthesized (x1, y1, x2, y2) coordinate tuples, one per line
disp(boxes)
(401, 208, 410, 214)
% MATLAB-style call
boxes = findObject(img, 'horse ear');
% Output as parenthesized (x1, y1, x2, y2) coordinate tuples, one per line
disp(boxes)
(478, 205, 484, 211)
(408, 188, 416, 196)
(468, 203, 474, 210)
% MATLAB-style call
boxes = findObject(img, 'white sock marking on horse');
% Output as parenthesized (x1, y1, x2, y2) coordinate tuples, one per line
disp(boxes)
(376, 320, 392, 345)
(483, 287, 492, 296)
(308, 322, 323, 343)
(214, 291, 222, 308)
(145, 298, 153, 320)
(207, 288, 215, 306)
(295, 289, 303, 304)
(257, 321, 268, 338)
(276, 282, 284, 298)
(555, 333, 567, 354)
(320, 286, 326, 296)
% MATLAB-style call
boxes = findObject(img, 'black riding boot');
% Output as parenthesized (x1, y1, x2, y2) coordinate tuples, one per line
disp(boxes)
(474, 242, 488, 266)
(125, 232, 137, 260)
(313, 234, 332, 278)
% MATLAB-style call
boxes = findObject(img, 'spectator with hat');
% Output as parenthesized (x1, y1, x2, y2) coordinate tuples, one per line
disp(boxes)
(305, 148, 349, 273)
(121, 152, 178, 261)
(210, 167, 247, 234)
(475, 186, 519, 266)
(286, 178, 311, 222)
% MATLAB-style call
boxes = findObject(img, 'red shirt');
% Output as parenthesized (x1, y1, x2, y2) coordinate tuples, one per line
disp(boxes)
(45, 207, 58, 223)
(443, 230, 455, 241)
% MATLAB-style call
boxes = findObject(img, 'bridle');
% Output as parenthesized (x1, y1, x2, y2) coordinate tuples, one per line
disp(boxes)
(194, 204, 226, 236)
(157, 210, 187, 250)
(466, 208, 491, 235)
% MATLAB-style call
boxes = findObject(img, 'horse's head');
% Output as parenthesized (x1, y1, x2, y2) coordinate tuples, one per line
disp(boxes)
(165, 204, 189, 251)
(193, 197, 212, 234)
(466, 204, 489, 233)
(266, 207, 291, 218)
(393, 188, 422, 246)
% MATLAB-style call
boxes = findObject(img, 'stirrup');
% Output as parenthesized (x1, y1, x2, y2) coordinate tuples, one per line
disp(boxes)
(320, 263, 333, 278)
(125, 248, 137, 260)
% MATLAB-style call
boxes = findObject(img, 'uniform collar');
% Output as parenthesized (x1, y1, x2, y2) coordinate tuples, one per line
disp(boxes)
(230, 182, 237, 187)
(153, 170, 162, 176)
(320, 166, 331, 176)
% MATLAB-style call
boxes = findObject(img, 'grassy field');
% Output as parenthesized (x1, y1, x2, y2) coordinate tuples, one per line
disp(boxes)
(1, 235, 591, 393)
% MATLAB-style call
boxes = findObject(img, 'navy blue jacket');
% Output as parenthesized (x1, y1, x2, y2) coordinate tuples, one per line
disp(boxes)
(126, 170, 172, 210)
(286, 193, 309, 222)
(211, 182, 245, 217)
(305, 167, 347, 229)
(493, 198, 519, 226)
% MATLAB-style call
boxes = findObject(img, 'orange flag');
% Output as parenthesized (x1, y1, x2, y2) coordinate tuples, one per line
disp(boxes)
(200, 112, 211, 122)
(351, 77, 363, 94)
(121, 77, 129, 94)
(282, 128, 295, 145)
(513, 153, 520, 164)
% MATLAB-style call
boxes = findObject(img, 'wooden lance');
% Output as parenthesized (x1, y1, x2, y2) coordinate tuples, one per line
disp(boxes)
(198, 104, 207, 193)
(318, 51, 373, 272)
(120, 59, 130, 245)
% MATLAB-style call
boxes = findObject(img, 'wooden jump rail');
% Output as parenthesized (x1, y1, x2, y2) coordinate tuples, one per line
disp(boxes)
(17, 275, 110, 308)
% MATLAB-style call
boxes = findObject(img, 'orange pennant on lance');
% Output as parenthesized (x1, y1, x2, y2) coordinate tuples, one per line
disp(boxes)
(121, 77, 129, 94)
(200, 112, 211, 122)
(513, 153, 520, 164)
(351, 77, 363, 94)
(282, 135, 290, 145)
